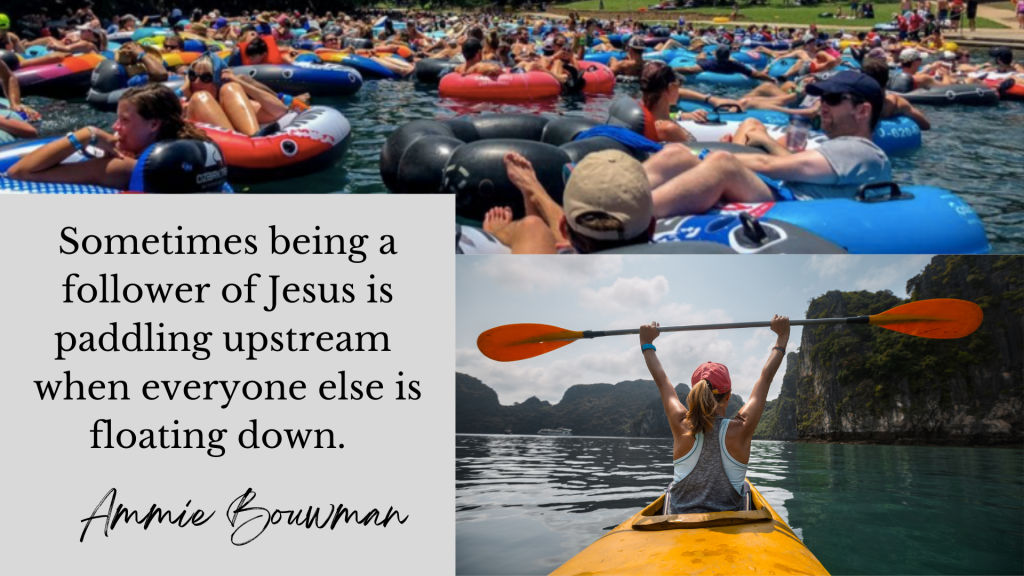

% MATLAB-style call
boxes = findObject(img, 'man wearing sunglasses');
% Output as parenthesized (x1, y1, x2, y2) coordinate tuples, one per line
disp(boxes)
(648, 70, 891, 216)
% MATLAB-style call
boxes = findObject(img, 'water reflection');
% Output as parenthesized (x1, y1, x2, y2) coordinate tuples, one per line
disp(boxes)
(456, 434, 1023, 576)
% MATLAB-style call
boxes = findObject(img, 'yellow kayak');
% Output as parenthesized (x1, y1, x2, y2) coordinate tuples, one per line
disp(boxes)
(551, 482, 829, 575)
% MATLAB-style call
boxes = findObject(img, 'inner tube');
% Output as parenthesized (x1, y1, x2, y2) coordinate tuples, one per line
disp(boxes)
(0, 139, 230, 194)
(440, 70, 562, 101)
(342, 38, 374, 50)
(381, 113, 646, 220)
(439, 63, 616, 101)
(14, 53, 106, 98)
(985, 77, 1024, 101)
(0, 50, 20, 71)
(653, 175, 989, 254)
(414, 58, 458, 84)
(196, 106, 351, 182)
(316, 50, 402, 80)
(86, 59, 185, 112)
(894, 83, 1000, 107)
(673, 100, 922, 155)
(232, 62, 363, 97)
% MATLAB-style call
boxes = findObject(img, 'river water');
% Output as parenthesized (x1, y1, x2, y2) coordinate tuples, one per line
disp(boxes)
(20, 51, 1024, 252)
(455, 434, 1023, 575)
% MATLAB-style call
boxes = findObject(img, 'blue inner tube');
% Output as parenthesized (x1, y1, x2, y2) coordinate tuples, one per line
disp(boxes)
(675, 100, 923, 154)
(0, 138, 231, 193)
(653, 185, 989, 254)
(584, 51, 625, 65)
(336, 54, 403, 80)
(692, 71, 760, 88)
(232, 62, 364, 96)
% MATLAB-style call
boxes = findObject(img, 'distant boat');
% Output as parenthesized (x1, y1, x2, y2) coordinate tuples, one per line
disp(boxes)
(537, 428, 572, 436)
(504, 428, 512, 435)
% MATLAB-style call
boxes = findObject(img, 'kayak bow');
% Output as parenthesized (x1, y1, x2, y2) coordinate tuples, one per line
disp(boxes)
(550, 481, 829, 575)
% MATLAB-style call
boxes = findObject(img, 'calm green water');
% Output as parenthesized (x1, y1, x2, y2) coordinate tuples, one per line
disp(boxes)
(21, 59, 1024, 251)
(455, 434, 1024, 575)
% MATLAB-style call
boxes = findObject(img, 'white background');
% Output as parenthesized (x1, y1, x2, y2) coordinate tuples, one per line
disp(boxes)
(0, 195, 454, 574)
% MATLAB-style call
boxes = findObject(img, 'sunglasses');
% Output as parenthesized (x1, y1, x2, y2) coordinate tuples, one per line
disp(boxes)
(821, 92, 865, 107)
(165, 43, 181, 49)
(187, 69, 215, 83)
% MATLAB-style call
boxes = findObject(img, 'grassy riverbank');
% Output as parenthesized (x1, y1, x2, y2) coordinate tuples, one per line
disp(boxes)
(557, 0, 1008, 28)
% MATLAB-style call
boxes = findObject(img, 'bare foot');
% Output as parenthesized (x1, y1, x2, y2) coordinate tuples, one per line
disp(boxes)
(483, 205, 513, 233)
(504, 152, 544, 218)
(719, 134, 734, 143)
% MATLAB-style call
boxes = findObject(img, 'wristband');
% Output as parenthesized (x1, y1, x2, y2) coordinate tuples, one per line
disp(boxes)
(698, 148, 712, 160)
(67, 132, 85, 155)
(642, 343, 657, 353)
(703, 94, 711, 104)
(773, 346, 785, 353)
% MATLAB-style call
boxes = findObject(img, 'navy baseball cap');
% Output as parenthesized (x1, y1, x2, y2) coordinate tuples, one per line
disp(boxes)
(806, 70, 884, 126)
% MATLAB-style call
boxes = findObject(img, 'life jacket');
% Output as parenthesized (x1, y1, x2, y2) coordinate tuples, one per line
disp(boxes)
(640, 101, 661, 142)
(239, 34, 283, 65)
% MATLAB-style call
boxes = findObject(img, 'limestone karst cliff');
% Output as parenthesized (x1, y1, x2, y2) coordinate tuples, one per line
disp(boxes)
(754, 255, 1022, 445)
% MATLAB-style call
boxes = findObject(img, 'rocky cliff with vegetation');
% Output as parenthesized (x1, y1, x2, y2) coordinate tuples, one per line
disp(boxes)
(456, 373, 742, 437)
(754, 255, 1023, 446)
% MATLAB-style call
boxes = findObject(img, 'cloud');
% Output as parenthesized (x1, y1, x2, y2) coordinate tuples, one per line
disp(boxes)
(742, 328, 773, 351)
(474, 255, 622, 292)
(853, 255, 932, 296)
(456, 328, 736, 404)
(805, 255, 862, 279)
(579, 276, 670, 312)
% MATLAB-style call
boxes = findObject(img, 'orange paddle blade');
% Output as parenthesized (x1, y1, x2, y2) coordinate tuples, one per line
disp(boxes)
(477, 324, 585, 362)
(869, 299, 983, 339)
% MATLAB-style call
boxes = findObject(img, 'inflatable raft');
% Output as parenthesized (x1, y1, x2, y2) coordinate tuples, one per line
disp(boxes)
(232, 62, 364, 96)
(315, 50, 404, 79)
(0, 139, 230, 194)
(673, 101, 922, 154)
(889, 82, 999, 107)
(552, 484, 830, 576)
(196, 106, 351, 182)
(86, 60, 185, 112)
(382, 113, 645, 218)
(652, 180, 989, 254)
(439, 63, 615, 101)
(14, 53, 106, 98)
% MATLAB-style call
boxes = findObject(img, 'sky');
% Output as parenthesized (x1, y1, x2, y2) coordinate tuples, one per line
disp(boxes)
(456, 255, 935, 406)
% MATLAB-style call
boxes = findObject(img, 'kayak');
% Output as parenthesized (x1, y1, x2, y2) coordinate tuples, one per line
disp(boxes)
(550, 481, 830, 576)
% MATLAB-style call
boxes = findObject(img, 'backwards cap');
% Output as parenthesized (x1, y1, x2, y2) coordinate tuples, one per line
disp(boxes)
(691, 362, 732, 395)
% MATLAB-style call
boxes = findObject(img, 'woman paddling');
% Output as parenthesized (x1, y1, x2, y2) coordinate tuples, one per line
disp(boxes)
(639, 315, 790, 514)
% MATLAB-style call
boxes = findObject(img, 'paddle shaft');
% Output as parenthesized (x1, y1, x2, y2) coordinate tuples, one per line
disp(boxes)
(579, 316, 869, 340)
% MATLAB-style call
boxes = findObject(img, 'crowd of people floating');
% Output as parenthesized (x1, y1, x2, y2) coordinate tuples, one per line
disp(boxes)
(0, 3, 1021, 251)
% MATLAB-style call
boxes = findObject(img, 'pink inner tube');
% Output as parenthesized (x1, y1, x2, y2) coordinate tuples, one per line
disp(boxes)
(440, 70, 562, 101)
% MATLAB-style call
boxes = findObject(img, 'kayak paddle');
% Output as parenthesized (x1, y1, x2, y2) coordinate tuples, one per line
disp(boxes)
(477, 298, 983, 362)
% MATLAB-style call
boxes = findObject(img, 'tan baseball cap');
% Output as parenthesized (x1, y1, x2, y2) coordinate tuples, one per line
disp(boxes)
(563, 150, 652, 242)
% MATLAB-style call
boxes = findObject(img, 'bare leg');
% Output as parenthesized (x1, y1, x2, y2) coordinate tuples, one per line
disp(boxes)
(651, 151, 775, 217)
(218, 82, 260, 136)
(745, 82, 787, 98)
(504, 152, 569, 246)
(643, 143, 700, 190)
(186, 91, 234, 131)
(483, 208, 557, 254)
(730, 117, 769, 146)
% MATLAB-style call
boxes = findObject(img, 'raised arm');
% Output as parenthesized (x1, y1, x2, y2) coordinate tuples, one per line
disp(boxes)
(640, 323, 688, 436)
(734, 315, 790, 439)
